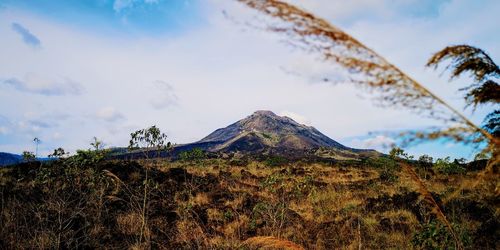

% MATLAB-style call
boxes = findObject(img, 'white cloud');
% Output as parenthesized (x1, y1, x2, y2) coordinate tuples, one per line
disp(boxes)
(96, 107, 126, 122)
(279, 111, 310, 125)
(150, 80, 179, 109)
(52, 132, 62, 140)
(348, 135, 396, 151)
(1, 73, 83, 96)
(362, 135, 395, 149)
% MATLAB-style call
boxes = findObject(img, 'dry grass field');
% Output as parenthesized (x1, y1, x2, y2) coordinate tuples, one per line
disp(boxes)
(0, 155, 497, 249)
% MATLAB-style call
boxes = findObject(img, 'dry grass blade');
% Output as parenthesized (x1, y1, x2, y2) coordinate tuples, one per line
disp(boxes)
(235, 0, 497, 151)
(426, 45, 500, 82)
(243, 236, 305, 250)
(401, 163, 463, 250)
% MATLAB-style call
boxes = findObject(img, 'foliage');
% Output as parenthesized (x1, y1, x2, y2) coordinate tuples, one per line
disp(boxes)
(362, 157, 399, 182)
(129, 125, 171, 158)
(412, 220, 470, 249)
(389, 147, 413, 160)
(128, 126, 171, 244)
(433, 157, 466, 175)
(363, 157, 397, 169)
(379, 168, 399, 183)
(179, 148, 206, 163)
(69, 149, 107, 167)
(229, 157, 249, 166)
(90, 137, 103, 151)
(264, 155, 288, 167)
(48, 147, 68, 159)
(260, 173, 284, 193)
(416, 154, 434, 178)
(1, 158, 496, 249)
(418, 154, 434, 165)
(67, 137, 107, 167)
(292, 175, 315, 198)
(22, 151, 35, 162)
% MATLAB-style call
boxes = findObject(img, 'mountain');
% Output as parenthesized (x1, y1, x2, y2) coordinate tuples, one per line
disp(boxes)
(177, 110, 378, 159)
(0, 152, 22, 166)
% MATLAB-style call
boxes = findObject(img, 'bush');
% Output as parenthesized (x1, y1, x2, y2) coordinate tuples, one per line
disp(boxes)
(379, 168, 398, 182)
(179, 148, 206, 163)
(412, 220, 470, 249)
(433, 157, 466, 174)
(365, 157, 399, 182)
(68, 149, 108, 167)
(364, 157, 397, 169)
(22, 151, 36, 162)
(264, 155, 288, 167)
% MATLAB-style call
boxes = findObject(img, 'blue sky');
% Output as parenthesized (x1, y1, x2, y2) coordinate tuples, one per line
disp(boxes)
(1, 0, 202, 36)
(0, 0, 498, 160)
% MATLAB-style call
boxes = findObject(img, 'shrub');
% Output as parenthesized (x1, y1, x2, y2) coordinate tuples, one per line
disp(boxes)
(179, 148, 206, 163)
(412, 220, 470, 249)
(379, 168, 398, 182)
(68, 149, 107, 167)
(264, 155, 288, 167)
(366, 157, 399, 182)
(48, 148, 68, 159)
(433, 157, 466, 174)
(22, 151, 35, 162)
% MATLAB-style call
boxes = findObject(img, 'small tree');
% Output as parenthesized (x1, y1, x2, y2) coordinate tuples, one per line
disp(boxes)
(22, 151, 35, 162)
(48, 148, 68, 159)
(90, 137, 103, 151)
(129, 125, 171, 159)
(418, 154, 434, 165)
(389, 147, 413, 160)
(418, 154, 434, 178)
(69, 137, 107, 167)
(434, 157, 466, 175)
(128, 125, 171, 245)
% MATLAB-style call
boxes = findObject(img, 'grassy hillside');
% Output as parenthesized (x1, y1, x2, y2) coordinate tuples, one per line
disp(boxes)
(0, 155, 497, 249)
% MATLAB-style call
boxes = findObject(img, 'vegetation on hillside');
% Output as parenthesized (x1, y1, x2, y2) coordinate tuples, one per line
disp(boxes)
(0, 150, 496, 249)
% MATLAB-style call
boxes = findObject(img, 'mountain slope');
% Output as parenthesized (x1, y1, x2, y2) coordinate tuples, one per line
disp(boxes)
(0, 152, 22, 166)
(186, 110, 376, 159)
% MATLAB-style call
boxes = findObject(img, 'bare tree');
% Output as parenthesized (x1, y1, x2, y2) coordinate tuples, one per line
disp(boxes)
(33, 137, 41, 158)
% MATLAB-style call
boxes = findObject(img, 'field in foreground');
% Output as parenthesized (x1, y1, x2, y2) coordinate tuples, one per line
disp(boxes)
(0, 156, 498, 249)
